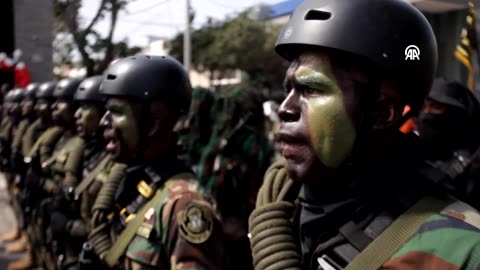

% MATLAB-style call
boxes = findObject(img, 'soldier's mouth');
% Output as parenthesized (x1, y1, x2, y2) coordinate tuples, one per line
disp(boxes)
(76, 121, 83, 132)
(276, 131, 309, 160)
(106, 138, 118, 152)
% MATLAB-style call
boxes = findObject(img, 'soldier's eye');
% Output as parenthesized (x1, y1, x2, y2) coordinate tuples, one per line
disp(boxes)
(302, 87, 321, 96)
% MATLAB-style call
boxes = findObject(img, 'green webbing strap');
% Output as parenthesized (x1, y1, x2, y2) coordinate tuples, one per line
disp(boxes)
(41, 136, 77, 168)
(25, 132, 47, 159)
(344, 196, 451, 270)
(104, 172, 194, 267)
(74, 156, 111, 196)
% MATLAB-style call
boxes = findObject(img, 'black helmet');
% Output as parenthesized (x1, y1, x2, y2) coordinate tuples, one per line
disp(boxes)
(53, 78, 82, 99)
(36, 81, 57, 99)
(25, 83, 39, 99)
(5, 90, 16, 102)
(275, 0, 438, 112)
(75, 75, 105, 103)
(100, 55, 192, 114)
(8, 88, 25, 103)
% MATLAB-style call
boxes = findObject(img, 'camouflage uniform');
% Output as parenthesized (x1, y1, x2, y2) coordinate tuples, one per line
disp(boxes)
(177, 88, 214, 168)
(85, 157, 223, 270)
(197, 88, 271, 270)
(382, 207, 480, 270)
(86, 55, 224, 270)
(120, 162, 224, 270)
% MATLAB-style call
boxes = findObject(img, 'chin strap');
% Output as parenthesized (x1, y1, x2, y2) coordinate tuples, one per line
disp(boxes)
(248, 161, 302, 270)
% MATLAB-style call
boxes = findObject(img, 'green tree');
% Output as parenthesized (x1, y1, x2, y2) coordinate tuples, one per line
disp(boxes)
(170, 12, 287, 89)
(54, 0, 137, 76)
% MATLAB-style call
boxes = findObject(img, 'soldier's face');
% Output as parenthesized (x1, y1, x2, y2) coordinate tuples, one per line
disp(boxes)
(51, 99, 75, 126)
(75, 103, 102, 138)
(101, 98, 140, 162)
(9, 101, 21, 116)
(277, 52, 363, 182)
(21, 97, 34, 117)
(35, 98, 50, 118)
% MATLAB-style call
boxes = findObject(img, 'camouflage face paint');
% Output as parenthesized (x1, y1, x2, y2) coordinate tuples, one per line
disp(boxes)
(75, 104, 102, 138)
(102, 98, 140, 162)
(295, 61, 357, 168)
(52, 100, 75, 127)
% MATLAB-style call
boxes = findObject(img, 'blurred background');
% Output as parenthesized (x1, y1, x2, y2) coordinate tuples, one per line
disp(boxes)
(0, 0, 479, 95)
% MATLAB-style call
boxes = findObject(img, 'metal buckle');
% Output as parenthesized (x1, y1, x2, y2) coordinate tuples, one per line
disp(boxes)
(317, 254, 343, 270)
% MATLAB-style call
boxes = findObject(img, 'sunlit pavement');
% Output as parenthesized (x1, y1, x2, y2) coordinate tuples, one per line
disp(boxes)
(0, 173, 27, 269)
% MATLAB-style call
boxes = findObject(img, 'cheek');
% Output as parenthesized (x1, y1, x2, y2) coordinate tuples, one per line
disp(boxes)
(307, 95, 357, 168)
(114, 116, 139, 149)
(84, 111, 97, 125)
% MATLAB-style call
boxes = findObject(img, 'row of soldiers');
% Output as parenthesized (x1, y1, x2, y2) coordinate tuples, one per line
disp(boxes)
(3, 0, 480, 269)
(0, 56, 241, 270)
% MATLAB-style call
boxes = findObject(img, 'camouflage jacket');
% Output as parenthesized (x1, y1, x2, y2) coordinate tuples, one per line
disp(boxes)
(110, 157, 224, 270)
(381, 201, 480, 270)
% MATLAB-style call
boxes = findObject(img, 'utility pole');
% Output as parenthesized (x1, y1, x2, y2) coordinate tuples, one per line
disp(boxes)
(183, 0, 191, 72)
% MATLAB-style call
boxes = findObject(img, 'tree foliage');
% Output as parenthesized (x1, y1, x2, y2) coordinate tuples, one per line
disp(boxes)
(170, 11, 288, 90)
(54, 0, 141, 76)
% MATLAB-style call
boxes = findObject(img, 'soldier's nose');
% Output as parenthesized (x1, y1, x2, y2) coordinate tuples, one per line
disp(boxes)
(278, 90, 300, 123)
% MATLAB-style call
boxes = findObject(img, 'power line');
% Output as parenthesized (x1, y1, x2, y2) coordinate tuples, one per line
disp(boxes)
(124, 0, 170, 16)
(122, 18, 203, 27)
(203, 0, 249, 10)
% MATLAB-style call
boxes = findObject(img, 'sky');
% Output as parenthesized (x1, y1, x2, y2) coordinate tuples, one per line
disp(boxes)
(79, 0, 281, 48)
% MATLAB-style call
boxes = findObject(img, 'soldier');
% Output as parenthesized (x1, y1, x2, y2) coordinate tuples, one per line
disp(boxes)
(85, 55, 223, 269)
(7, 81, 58, 270)
(0, 89, 25, 243)
(1, 83, 39, 247)
(197, 87, 272, 270)
(39, 77, 82, 268)
(248, 0, 480, 269)
(0, 89, 23, 177)
(47, 75, 108, 269)
(8, 78, 82, 269)
(176, 87, 215, 168)
(416, 78, 480, 208)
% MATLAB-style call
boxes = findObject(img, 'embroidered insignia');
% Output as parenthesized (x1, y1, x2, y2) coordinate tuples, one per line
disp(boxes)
(178, 202, 213, 244)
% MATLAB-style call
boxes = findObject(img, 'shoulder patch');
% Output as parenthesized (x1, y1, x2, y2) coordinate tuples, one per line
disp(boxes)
(178, 201, 213, 244)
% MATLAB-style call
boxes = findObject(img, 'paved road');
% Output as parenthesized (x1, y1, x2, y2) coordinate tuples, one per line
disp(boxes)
(0, 173, 28, 269)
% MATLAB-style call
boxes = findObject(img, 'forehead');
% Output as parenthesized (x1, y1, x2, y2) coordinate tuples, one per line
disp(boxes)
(286, 50, 373, 84)
(107, 97, 130, 107)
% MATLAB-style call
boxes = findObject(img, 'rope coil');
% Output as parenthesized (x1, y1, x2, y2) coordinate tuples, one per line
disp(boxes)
(88, 162, 127, 257)
(248, 161, 301, 270)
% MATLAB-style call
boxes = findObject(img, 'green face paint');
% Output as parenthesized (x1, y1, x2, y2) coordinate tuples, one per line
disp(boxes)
(52, 100, 75, 127)
(76, 104, 101, 137)
(104, 98, 140, 161)
(295, 61, 357, 168)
